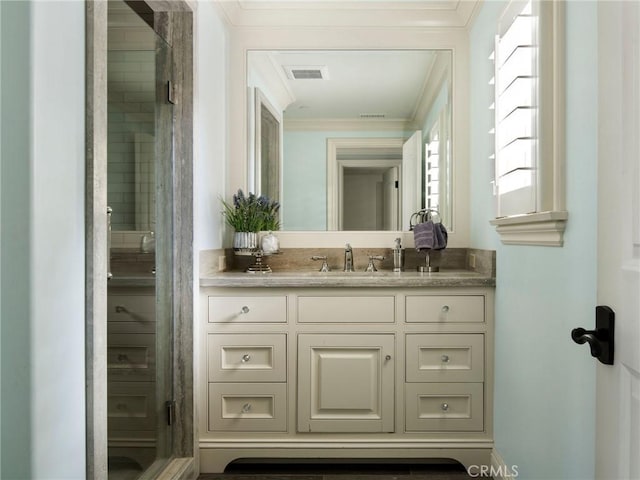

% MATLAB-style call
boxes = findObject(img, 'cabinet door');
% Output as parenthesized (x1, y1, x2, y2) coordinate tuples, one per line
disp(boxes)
(297, 334, 394, 433)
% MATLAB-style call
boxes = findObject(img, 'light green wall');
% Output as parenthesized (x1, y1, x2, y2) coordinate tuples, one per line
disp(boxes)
(470, 2, 597, 479)
(1, 1, 86, 477)
(421, 82, 449, 140)
(283, 130, 409, 230)
(1, 1, 33, 477)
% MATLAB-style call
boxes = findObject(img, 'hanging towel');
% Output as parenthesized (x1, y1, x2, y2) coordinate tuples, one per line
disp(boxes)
(414, 220, 435, 251)
(433, 222, 448, 250)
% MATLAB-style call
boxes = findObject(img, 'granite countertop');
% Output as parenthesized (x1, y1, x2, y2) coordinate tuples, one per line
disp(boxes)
(108, 273, 156, 288)
(199, 269, 495, 288)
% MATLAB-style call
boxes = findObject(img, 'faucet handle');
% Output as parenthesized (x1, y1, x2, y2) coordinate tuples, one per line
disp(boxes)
(365, 255, 385, 272)
(311, 255, 330, 272)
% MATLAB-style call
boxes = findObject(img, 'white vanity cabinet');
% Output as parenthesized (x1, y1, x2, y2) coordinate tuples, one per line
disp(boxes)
(107, 287, 157, 468)
(297, 333, 395, 433)
(199, 286, 494, 473)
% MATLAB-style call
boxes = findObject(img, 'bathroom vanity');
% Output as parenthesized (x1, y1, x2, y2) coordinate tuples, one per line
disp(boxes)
(107, 282, 158, 471)
(198, 258, 495, 473)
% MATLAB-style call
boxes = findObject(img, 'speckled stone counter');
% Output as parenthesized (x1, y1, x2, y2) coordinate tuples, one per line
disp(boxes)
(199, 247, 495, 288)
(200, 269, 494, 288)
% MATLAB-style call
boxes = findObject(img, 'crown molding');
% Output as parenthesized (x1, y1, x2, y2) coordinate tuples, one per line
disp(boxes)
(216, 0, 481, 28)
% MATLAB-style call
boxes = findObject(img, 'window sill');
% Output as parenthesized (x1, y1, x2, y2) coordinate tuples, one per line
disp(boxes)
(490, 211, 568, 246)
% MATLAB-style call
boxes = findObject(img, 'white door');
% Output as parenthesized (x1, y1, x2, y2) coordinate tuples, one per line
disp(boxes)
(382, 166, 399, 230)
(596, 2, 640, 478)
(402, 131, 422, 231)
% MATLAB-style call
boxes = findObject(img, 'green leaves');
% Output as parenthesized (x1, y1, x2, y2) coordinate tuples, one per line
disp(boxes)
(221, 189, 280, 232)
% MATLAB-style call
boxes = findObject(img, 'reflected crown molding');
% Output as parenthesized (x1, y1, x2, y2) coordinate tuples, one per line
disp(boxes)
(284, 118, 413, 131)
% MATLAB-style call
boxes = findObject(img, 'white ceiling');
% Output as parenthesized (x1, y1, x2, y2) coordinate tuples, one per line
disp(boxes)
(260, 50, 438, 121)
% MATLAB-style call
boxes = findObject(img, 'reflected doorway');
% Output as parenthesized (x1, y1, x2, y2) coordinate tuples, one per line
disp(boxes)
(341, 164, 400, 230)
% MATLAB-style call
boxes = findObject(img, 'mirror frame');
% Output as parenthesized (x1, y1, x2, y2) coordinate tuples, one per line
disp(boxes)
(229, 28, 470, 248)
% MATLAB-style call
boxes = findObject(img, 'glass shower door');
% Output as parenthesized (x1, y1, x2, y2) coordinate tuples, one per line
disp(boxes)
(106, 1, 174, 477)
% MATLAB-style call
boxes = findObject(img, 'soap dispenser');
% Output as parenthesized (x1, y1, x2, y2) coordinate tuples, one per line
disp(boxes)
(393, 237, 404, 272)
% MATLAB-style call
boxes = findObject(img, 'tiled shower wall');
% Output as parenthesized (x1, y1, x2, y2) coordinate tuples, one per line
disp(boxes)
(107, 49, 155, 230)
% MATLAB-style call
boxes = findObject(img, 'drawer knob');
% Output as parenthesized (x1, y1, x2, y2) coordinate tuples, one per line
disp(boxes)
(441, 305, 450, 313)
(241, 354, 251, 363)
(242, 403, 252, 413)
(240, 306, 250, 314)
(385, 355, 392, 361)
(441, 354, 450, 363)
(441, 403, 449, 412)
(116, 403, 127, 411)
(117, 354, 129, 362)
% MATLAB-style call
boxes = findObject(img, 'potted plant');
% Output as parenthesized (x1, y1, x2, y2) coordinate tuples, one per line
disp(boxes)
(221, 189, 280, 252)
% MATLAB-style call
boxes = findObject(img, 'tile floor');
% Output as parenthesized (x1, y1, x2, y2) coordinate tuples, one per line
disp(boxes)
(198, 461, 484, 480)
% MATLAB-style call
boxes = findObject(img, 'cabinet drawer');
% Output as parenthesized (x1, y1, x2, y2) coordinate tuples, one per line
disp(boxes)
(406, 334, 484, 383)
(108, 381, 156, 432)
(107, 294, 155, 334)
(405, 295, 484, 323)
(208, 334, 287, 382)
(405, 383, 483, 432)
(208, 383, 287, 432)
(298, 296, 395, 323)
(208, 296, 287, 323)
(108, 333, 155, 381)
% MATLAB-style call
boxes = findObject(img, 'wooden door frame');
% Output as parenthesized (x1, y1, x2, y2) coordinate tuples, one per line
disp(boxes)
(85, 1, 194, 477)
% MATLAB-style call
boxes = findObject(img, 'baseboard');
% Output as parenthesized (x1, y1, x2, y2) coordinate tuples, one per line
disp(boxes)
(490, 449, 518, 480)
(155, 457, 195, 480)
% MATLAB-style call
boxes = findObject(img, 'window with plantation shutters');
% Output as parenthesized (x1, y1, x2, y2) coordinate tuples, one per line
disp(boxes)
(494, 0, 537, 217)
(490, 0, 568, 246)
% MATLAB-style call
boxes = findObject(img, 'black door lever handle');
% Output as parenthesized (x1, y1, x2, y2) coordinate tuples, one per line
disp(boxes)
(571, 327, 603, 358)
(571, 305, 615, 365)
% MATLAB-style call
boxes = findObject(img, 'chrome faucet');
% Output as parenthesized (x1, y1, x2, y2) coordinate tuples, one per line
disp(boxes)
(344, 243, 355, 272)
(365, 255, 385, 272)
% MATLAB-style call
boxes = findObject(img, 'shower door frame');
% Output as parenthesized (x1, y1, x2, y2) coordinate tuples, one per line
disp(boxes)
(85, 1, 194, 477)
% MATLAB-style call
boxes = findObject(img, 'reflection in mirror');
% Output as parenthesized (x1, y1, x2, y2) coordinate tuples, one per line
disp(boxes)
(247, 50, 452, 231)
(107, 3, 155, 232)
(425, 108, 451, 227)
(254, 88, 282, 205)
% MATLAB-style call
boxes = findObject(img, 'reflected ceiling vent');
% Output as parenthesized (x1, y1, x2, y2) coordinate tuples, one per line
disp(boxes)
(359, 113, 386, 119)
(284, 65, 330, 80)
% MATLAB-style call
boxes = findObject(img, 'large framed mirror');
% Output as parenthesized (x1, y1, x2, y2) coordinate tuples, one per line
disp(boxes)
(247, 50, 452, 232)
(228, 28, 470, 248)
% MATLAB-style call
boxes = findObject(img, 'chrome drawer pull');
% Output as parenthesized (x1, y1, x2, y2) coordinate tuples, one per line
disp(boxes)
(242, 403, 252, 413)
(441, 403, 449, 412)
(241, 354, 251, 363)
(441, 354, 450, 363)
(240, 306, 250, 314)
